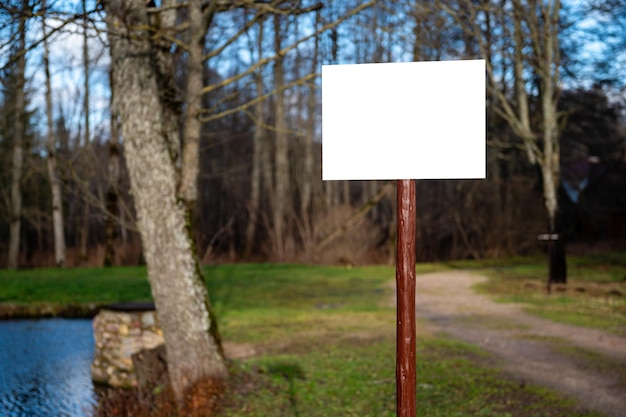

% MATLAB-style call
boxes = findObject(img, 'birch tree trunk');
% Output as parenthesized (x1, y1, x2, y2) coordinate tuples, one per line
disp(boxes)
(103, 0, 227, 407)
(7, 4, 27, 270)
(43, 0, 66, 268)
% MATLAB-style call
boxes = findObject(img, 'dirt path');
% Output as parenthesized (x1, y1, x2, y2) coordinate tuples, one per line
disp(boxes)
(403, 271, 626, 417)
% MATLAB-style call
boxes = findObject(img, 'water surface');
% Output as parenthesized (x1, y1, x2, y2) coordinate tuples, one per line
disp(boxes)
(0, 319, 96, 417)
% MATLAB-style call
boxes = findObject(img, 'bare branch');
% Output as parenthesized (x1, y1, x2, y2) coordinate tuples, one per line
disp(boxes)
(203, 7, 267, 61)
(201, 0, 376, 95)
(199, 71, 318, 123)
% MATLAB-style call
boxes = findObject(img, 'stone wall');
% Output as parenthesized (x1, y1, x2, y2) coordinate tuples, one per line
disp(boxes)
(91, 307, 164, 388)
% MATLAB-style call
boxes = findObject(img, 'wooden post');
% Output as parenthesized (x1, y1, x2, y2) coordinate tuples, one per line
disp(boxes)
(322, 60, 485, 417)
(396, 179, 416, 417)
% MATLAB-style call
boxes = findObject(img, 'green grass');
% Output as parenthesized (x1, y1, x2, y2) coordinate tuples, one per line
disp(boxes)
(0, 262, 440, 311)
(220, 335, 601, 417)
(0, 261, 612, 416)
(449, 252, 626, 334)
(204, 263, 398, 314)
(0, 266, 153, 304)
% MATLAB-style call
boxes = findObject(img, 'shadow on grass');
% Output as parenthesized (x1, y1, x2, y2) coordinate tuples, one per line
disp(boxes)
(266, 361, 306, 417)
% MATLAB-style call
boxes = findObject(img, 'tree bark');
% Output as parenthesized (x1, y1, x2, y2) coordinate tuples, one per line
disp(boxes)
(103, 0, 227, 407)
(43, 0, 66, 268)
(8, 3, 27, 270)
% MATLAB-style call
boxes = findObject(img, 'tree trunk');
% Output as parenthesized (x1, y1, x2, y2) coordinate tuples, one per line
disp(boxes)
(369, 180, 379, 219)
(43, 0, 66, 268)
(82, 0, 90, 150)
(8, 5, 27, 270)
(300, 10, 320, 245)
(548, 209, 567, 285)
(104, 68, 120, 267)
(538, 0, 565, 284)
(512, 0, 532, 155)
(179, 0, 206, 208)
(153, 0, 182, 169)
(79, 0, 91, 265)
(325, 181, 334, 208)
(104, 0, 227, 407)
(272, 14, 289, 260)
(245, 21, 265, 257)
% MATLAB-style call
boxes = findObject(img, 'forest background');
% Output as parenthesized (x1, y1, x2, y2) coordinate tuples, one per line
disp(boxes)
(1, 0, 625, 270)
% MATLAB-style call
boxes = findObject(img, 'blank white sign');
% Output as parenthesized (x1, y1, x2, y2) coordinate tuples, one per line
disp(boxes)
(322, 60, 486, 180)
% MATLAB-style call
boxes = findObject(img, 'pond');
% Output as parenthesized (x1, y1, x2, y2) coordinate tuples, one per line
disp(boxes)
(0, 319, 96, 417)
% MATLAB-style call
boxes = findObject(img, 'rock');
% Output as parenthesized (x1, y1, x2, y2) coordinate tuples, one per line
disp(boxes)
(142, 332, 164, 350)
(118, 324, 129, 336)
(141, 312, 155, 327)
(91, 307, 166, 389)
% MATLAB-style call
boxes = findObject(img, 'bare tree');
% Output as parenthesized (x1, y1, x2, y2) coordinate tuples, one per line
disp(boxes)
(244, 18, 265, 257)
(271, 13, 290, 260)
(7, 1, 28, 270)
(42, 0, 66, 268)
(179, 0, 210, 210)
(438, 0, 565, 282)
(78, 0, 91, 264)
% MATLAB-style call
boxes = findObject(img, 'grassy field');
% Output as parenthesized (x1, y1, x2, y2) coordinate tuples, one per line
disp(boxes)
(0, 260, 614, 416)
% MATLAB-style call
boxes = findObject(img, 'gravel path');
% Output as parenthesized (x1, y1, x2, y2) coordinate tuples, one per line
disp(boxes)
(403, 271, 626, 417)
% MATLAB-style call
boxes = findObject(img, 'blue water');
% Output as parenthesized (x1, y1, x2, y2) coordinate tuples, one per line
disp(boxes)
(0, 319, 96, 417)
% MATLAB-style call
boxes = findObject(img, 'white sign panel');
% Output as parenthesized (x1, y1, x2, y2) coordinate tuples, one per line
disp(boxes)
(322, 60, 486, 180)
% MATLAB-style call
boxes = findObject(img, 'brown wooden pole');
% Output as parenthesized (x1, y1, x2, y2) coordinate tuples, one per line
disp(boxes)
(396, 179, 416, 417)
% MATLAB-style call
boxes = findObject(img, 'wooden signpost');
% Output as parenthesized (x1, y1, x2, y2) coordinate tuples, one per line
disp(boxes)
(322, 59, 485, 416)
